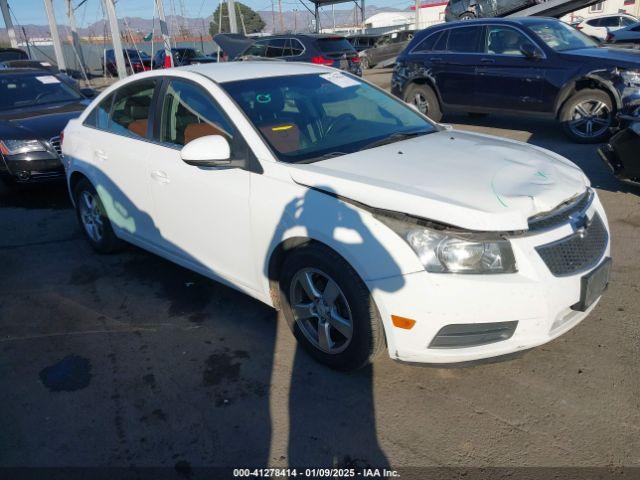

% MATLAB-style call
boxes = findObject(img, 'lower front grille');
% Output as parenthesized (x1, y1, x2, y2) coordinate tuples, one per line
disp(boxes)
(535, 213, 608, 277)
(49, 136, 62, 157)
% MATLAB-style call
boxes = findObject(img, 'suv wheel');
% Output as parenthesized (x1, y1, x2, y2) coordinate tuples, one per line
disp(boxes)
(404, 83, 442, 122)
(360, 55, 370, 70)
(73, 178, 124, 253)
(278, 243, 385, 371)
(560, 89, 613, 143)
(459, 12, 476, 20)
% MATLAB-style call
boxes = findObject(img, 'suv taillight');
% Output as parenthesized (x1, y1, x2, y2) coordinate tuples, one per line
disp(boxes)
(311, 56, 334, 65)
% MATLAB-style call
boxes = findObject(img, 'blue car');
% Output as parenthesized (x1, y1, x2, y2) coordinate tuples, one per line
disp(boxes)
(392, 17, 640, 143)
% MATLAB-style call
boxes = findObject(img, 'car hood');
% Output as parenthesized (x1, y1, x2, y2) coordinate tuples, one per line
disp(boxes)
(0, 100, 87, 140)
(563, 46, 640, 67)
(287, 130, 588, 232)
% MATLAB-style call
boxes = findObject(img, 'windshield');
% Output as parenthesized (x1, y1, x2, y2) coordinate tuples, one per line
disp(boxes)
(221, 73, 436, 163)
(528, 20, 599, 51)
(0, 73, 82, 110)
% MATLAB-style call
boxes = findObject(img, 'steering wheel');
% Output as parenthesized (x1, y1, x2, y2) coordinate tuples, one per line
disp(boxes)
(325, 113, 357, 136)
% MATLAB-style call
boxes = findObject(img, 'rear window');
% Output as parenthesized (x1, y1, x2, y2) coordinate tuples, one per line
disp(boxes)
(447, 26, 482, 52)
(0, 50, 28, 61)
(316, 38, 355, 53)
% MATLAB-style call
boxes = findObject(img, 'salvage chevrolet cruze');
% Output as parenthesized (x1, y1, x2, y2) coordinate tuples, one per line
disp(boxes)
(62, 63, 611, 370)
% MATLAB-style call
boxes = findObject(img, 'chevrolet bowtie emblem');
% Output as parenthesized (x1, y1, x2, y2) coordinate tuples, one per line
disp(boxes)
(569, 212, 591, 237)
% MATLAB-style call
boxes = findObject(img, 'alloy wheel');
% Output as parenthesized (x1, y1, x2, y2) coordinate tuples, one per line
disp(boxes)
(289, 268, 354, 354)
(79, 190, 104, 243)
(411, 92, 430, 116)
(568, 100, 611, 139)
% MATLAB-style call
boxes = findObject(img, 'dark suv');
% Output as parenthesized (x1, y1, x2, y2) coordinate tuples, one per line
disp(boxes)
(392, 18, 640, 143)
(216, 33, 362, 76)
(360, 30, 415, 69)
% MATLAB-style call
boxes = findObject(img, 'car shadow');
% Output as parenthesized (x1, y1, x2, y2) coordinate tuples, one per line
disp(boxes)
(443, 112, 638, 195)
(0, 180, 72, 210)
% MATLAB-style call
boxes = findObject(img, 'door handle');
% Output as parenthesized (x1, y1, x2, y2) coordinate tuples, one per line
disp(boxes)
(94, 149, 107, 162)
(480, 58, 495, 64)
(150, 170, 170, 184)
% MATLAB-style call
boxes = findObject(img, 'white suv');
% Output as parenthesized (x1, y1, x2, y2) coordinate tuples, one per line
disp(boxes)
(577, 14, 638, 41)
(61, 63, 611, 370)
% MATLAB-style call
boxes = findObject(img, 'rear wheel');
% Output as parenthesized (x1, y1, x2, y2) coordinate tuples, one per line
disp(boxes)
(278, 243, 385, 371)
(360, 55, 370, 70)
(459, 12, 476, 20)
(73, 178, 124, 253)
(403, 83, 442, 122)
(560, 89, 613, 143)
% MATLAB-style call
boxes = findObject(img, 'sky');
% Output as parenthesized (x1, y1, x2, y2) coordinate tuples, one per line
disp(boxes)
(1, 0, 414, 27)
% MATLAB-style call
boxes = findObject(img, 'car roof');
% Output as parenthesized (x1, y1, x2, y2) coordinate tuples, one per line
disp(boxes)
(582, 13, 636, 19)
(180, 61, 333, 83)
(0, 67, 53, 75)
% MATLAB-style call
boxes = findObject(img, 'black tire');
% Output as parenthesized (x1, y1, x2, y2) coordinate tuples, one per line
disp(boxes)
(278, 243, 385, 371)
(73, 178, 124, 254)
(560, 89, 614, 144)
(0, 176, 14, 197)
(459, 12, 476, 20)
(403, 83, 443, 122)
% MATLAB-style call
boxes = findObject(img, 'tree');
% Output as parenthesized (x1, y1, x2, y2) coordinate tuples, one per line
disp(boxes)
(209, 2, 266, 35)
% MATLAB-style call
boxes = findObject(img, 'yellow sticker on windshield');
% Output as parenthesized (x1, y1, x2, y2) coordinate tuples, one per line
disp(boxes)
(272, 125, 293, 131)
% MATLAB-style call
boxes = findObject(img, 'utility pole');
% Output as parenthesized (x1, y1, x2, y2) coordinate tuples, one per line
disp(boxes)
(278, 0, 283, 33)
(414, 0, 420, 30)
(155, 0, 173, 67)
(227, 0, 238, 33)
(102, 0, 126, 78)
(332, 4, 335, 30)
(66, 0, 86, 73)
(0, 0, 18, 48)
(43, 0, 67, 71)
(293, 9, 297, 32)
(271, 0, 275, 34)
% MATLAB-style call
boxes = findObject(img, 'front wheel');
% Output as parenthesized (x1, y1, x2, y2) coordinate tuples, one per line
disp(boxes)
(278, 243, 385, 371)
(459, 12, 476, 20)
(560, 89, 613, 143)
(403, 83, 443, 122)
(73, 178, 124, 253)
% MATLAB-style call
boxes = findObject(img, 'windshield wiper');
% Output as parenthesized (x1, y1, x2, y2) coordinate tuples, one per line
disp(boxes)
(299, 151, 348, 163)
(362, 130, 431, 150)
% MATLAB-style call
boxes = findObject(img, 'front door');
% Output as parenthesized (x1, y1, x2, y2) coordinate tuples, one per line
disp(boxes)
(474, 25, 545, 112)
(145, 77, 257, 290)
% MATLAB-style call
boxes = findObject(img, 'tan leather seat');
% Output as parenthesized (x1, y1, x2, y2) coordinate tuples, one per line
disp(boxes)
(184, 123, 224, 144)
(128, 119, 147, 137)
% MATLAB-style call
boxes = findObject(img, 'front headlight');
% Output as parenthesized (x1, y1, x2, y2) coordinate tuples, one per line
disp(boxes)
(621, 70, 640, 87)
(375, 213, 517, 274)
(0, 139, 48, 156)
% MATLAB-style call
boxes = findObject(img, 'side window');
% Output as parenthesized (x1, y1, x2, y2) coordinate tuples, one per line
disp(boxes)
(485, 26, 532, 56)
(266, 39, 287, 58)
(108, 79, 157, 138)
(159, 79, 234, 148)
(243, 41, 268, 57)
(600, 17, 619, 27)
(586, 19, 600, 26)
(433, 30, 449, 51)
(447, 26, 482, 52)
(84, 93, 113, 130)
(413, 31, 441, 52)
(290, 39, 304, 56)
(621, 17, 635, 27)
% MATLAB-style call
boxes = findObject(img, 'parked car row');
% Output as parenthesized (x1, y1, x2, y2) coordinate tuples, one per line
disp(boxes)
(104, 48, 218, 77)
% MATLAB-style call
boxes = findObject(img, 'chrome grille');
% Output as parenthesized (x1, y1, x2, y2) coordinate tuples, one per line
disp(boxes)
(528, 189, 593, 233)
(49, 136, 62, 157)
(535, 213, 608, 277)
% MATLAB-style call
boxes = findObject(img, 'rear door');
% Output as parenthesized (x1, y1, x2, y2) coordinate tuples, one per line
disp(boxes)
(80, 78, 160, 245)
(428, 25, 484, 107)
(474, 25, 545, 112)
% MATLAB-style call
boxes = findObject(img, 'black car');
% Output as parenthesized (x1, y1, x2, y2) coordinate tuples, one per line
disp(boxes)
(444, 0, 542, 21)
(360, 30, 416, 69)
(215, 33, 362, 76)
(104, 49, 152, 76)
(347, 33, 381, 52)
(392, 18, 640, 143)
(0, 47, 29, 62)
(599, 114, 640, 185)
(604, 21, 640, 48)
(152, 47, 217, 69)
(0, 69, 90, 188)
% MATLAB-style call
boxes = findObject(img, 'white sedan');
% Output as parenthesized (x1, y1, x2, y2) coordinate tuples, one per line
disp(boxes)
(62, 62, 611, 370)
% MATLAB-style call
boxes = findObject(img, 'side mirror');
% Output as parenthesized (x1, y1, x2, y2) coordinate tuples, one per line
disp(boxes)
(180, 134, 234, 167)
(520, 43, 542, 60)
(80, 87, 98, 98)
